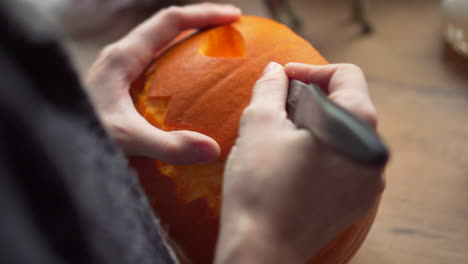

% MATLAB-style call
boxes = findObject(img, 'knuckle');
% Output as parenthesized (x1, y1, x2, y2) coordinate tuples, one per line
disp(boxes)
(160, 136, 177, 159)
(254, 75, 283, 88)
(359, 108, 378, 128)
(160, 6, 184, 26)
(332, 94, 378, 128)
(95, 44, 138, 83)
(97, 44, 129, 70)
(340, 63, 364, 75)
(241, 106, 278, 125)
(197, 2, 217, 9)
(103, 117, 131, 148)
(99, 45, 123, 62)
(161, 134, 200, 164)
(197, 2, 228, 14)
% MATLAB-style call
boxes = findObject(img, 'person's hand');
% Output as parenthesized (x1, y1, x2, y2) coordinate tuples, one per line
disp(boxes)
(215, 62, 386, 263)
(85, 3, 241, 164)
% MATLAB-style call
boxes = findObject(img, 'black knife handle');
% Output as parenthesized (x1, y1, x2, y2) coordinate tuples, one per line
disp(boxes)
(287, 80, 389, 167)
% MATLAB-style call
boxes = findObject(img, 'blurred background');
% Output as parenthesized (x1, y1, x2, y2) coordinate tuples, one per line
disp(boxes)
(31, 0, 468, 263)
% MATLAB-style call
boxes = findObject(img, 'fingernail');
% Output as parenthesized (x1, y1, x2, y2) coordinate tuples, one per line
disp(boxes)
(223, 5, 241, 13)
(262, 62, 280, 76)
(196, 144, 220, 163)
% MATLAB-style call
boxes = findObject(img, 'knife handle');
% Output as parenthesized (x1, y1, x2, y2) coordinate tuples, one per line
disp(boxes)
(287, 80, 389, 167)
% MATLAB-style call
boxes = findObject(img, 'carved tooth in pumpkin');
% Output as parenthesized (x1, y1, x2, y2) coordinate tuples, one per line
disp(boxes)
(137, 74, 223, 215)
(156, 160, 224, 216)
(143, 97, 169, 129)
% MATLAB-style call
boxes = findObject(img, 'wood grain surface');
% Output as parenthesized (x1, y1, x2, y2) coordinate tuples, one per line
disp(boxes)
(293, 1, 468, 263)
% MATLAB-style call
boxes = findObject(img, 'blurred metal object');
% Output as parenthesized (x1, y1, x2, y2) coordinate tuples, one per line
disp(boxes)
(287, 80, 389, 167)
(442, 0, 468, 57)
(352, 0, 373, 33)
(264, 0, 373, 33)
(22, 0, 157, 37)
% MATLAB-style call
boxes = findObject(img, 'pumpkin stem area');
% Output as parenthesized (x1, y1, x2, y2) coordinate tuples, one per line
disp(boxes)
(199, 25, 246, 58)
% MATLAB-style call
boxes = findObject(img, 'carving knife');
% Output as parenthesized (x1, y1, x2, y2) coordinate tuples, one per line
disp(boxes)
(286, 80, 389, 167)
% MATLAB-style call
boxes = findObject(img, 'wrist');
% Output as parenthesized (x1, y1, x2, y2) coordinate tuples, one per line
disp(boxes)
(215, 213, 307, 264)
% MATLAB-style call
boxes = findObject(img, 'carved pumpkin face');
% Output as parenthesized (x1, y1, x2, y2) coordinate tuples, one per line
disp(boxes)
(130, 16, 378, 264)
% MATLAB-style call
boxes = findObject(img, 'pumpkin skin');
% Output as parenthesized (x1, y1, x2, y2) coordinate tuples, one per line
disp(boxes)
(130, 16, 379, 264)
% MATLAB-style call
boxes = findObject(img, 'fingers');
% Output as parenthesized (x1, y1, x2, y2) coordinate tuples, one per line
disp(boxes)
(111, 111, 220, 164)
(239, 62, 291, 131)
(249, 62, 289, 112)
(285, 63, 377, 128)
(113, 3, 241, 82)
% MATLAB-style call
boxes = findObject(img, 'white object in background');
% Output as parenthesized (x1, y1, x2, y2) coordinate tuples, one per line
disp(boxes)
(23, 0, 154, 34)
(442, 0, 468, 57)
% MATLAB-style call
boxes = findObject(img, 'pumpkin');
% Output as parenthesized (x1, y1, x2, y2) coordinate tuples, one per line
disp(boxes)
(130, 15, 379, 264)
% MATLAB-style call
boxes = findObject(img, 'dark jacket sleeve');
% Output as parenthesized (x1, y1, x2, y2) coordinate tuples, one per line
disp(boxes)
(0, 1, 176, 264)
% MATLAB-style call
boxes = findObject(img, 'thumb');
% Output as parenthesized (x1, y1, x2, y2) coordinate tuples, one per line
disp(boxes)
(120, 114, 220, 164)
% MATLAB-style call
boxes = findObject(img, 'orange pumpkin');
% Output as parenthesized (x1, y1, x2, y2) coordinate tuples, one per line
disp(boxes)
(130, 16, 379, 264)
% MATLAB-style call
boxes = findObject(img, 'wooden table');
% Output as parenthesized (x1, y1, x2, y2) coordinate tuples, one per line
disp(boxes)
(290, 1, 468, 263)
(69, 0, 468, 263)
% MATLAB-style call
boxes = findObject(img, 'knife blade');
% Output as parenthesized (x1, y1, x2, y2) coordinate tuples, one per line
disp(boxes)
(286, 80, 389, 167)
